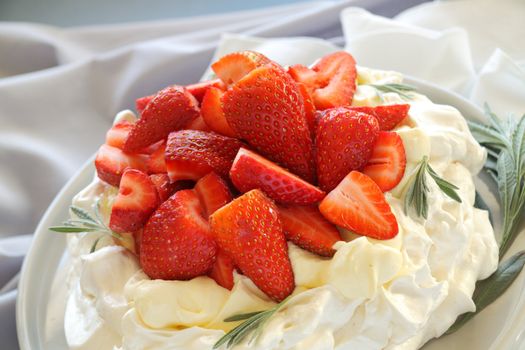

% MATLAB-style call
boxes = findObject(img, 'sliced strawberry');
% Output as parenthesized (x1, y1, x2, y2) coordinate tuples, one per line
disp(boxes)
(289, 51, 357, 110)
(278, 205, 341, 257)
(209, 250, 235, 290)
(149, 173, 178, 202)
(106, 120, 134, 149)
(201, 87, 236, 137)
(297, 82, 316, 136)
(194, 172, 232, 217)
(109, 169, 160, 233)
(184, 115, 210, 132)
(146, 142, 166, 174)
(124, 86, 200, 152)
(94, 144, 148, 187)
(349, 104, 410, 131)
(230, 148, 324, 205)
(141, 189, 217, 280)
(211, 50, 273, 86)
(185, 79, 225, 103)
(210, 189, 294, 302)
(165, 130, 243, 182)
(223, 65, 315, 182)
(135, 95, 154, 114)
(319, 171, 398, 240)
(363, 131, 406, 192)
(316, 107, 380, 192)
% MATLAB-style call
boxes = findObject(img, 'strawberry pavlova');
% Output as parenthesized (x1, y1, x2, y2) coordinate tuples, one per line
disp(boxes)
(60, 51, 498, 350)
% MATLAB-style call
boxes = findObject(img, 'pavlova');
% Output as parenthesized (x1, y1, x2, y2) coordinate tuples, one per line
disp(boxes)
(54, 50, 499, 350)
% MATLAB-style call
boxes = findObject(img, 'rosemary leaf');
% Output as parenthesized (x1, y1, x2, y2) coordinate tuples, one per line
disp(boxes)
(369, 83, 417, 100)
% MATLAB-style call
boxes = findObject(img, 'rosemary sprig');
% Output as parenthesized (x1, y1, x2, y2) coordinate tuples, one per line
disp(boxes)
(213, 298, 289, 349)
(368, 83, 417, 100)
(49, 202, 122, 252)
(404, 155, 462, 219)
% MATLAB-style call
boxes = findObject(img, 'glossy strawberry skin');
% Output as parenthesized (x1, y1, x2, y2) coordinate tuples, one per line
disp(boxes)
(146, 142, 166, 174)
(149, 173, 181, 202)
(135, 95, 154, 114)
(210, 189, 295, 302)
(209, 250, 235, 290)
(223, 65, 315, 182)
(230, 148, 325, 205)
(141, 189, 217, 280)
(349, 104, 410, 131)
(95, 144, 148, 187)
(194, 172, 233, 217)
(316, 107, 380, 192)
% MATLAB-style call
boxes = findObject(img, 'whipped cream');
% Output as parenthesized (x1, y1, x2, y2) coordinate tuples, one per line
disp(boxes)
(63, 68, 498, 350)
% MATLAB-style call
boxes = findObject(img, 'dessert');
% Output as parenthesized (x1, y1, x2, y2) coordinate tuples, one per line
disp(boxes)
(58, 50, 499, 350)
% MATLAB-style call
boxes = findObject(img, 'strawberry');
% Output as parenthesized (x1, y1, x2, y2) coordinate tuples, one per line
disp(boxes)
(141, 189, 217, 280)
(146, 142, 166, 174)
(209, 250, 235, 290)
(194, 172, 232, 217)
(106, 120, 134, 149)
(165, 130, 243, 182)
(149, 173, 182, 202)
(363, 131, 406, 192)
(278, 205, 341, 257)
(211, 50, 273, 86)
(289, 51, 357, 110)
(316, 107, 380, 192)
(230, 148, 325, 205)
(124, 86, 200, 152)
(319, 171, 398, 240)
(349, 104, 410, 131)
(223, 65, 315, 182)
(94, 144, 148, 187)
(109, 169, 160, 233)
(201, 87, 236, 137)
(135, 95, 154, 114)
(210, 189, 294, 302)
(297, 82, 316, 135)
(184, 115, 210, 132)
(185, 79, 225, 103)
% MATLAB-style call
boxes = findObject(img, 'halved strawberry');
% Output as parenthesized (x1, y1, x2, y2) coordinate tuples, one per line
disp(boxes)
(124, 86, 200, 152)
(278, 205, 342, 257)
(209, 250, 235, 290)
(363, 131, 406, 192)
(149, 173, 178, 202)
(316, 107, 380, 192)
(319, 171, 398, 240)
(106, 120, 134, 149)
(289, 51, 357, 110)
(141, 189, 217, 280)
(185, 79, 225, 103)
(165, 130, 243, 182)
(223, 65, 315, 182)
(109, 169, 160, 233)
(94, 144, 148, 187)
(184, 115, 210, 132)
(146, 142, 166, 174)
(201, 87, 236, 137)
(211, 50, 273, 86)
(230, 148, 325, 205)
(349, 104, 410, 131)
(210, 189, 294, 302)
(194, 172, 232, 217)
(135, 95, 154, 114)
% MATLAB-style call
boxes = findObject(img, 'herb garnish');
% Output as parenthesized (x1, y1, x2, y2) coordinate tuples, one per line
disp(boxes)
(369, 83, 417, 100)
(403, 155, 462, 219)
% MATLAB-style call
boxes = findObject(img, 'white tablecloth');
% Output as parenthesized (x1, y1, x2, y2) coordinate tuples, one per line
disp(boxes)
(1, 0, 524, 349)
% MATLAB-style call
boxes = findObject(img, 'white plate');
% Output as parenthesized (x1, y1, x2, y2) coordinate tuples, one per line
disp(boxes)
(16, 76, 525, 350)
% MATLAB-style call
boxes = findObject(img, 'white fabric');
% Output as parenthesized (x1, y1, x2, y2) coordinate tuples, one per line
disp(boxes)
(1, 0, 524, 348)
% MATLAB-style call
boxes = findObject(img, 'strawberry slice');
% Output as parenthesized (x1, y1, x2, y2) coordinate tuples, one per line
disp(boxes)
(278, 205, 342, 257)
(185, 79, 225, 103)
(363, 131, 406, 192)
(211, 50, 273, 86)
(319, 171, 398, 240)
(141, 189, 217, 280)
(165, 130, 243, 182)
(223, 65, 315, 182)
(146, 142, 166, 174)
(184, 115, 210, 132)
(289, 51, 357, 110)
(349, 104, 410, 131)
(316, 107, 380, 192)
(124, 86, 200, 152)
(297, 82, 316, 136)
(149, 173, 179, 202)
(135, 95, 154, 114)
(201, 87, 236, 137)
(210, 189, 294, 302)
(230, 148, 325, 205)
(109, 169, 160, 233)
(209, 250, 235, 290)
(194, 172, 232, 217)
(106, 120, 134, 149)
(94, 144, 148, 187)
